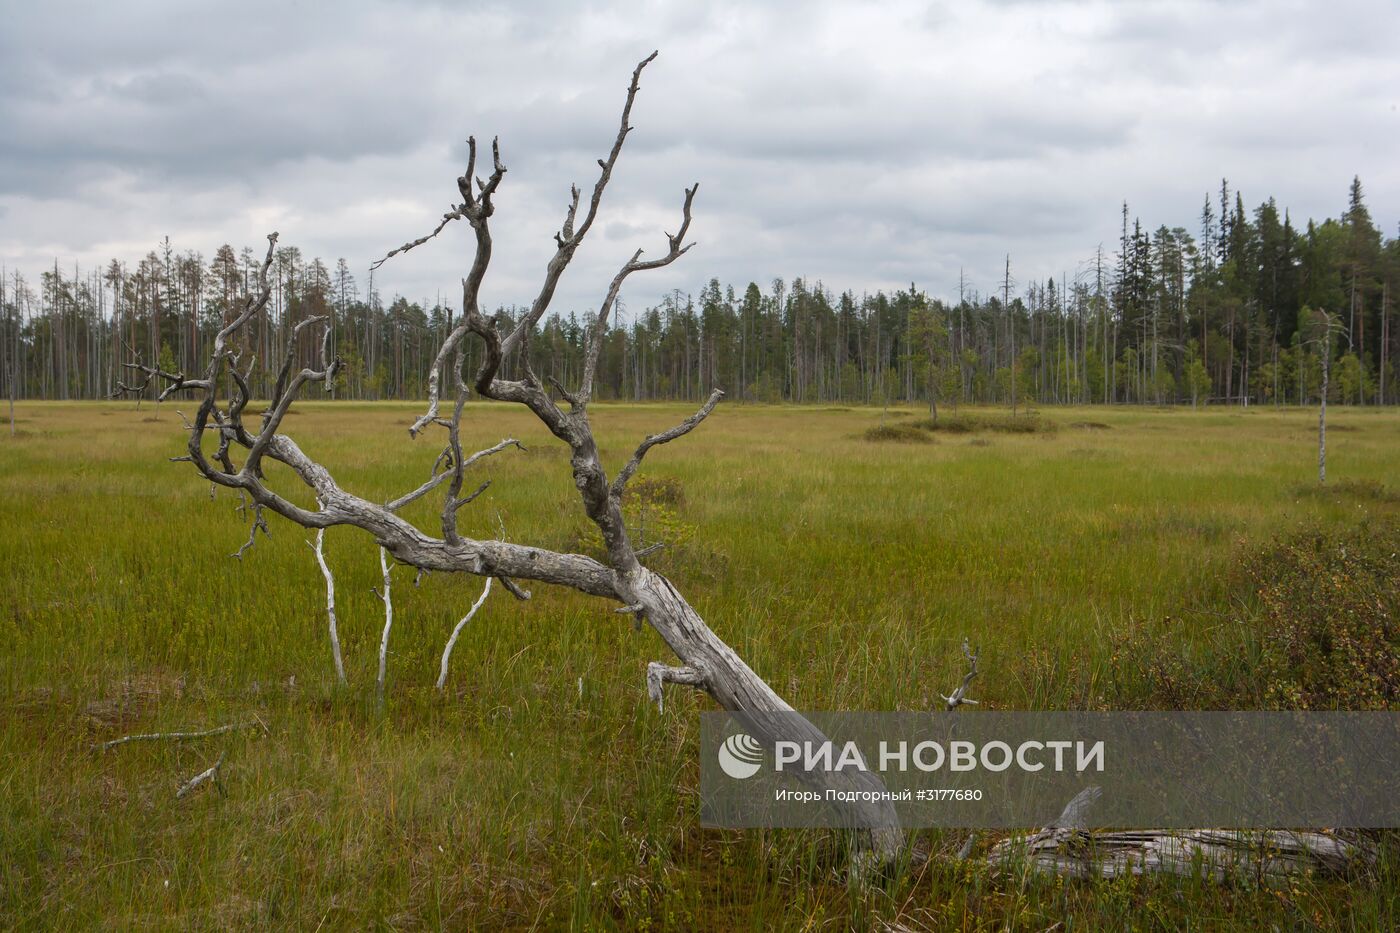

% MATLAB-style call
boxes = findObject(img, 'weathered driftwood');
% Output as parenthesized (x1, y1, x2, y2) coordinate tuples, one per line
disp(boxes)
(989, 787, 1375, 880)
(176, 750, 227, 800)
(990, 828, 1373, 881)
(94, 720, 262, 752)
(115, 52, 904, 863)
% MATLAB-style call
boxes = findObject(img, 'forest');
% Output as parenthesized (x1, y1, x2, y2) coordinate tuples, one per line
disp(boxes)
(2, 176, 1396, 409)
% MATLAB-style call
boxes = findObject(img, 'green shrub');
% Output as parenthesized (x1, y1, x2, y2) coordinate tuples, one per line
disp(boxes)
(1104, 521, 1400, 710)
(915, 413, 1056, 435)
(1252, 522, 1400, 709)
(1292, 479, 1400, 505)
(863, 424, 933, 443)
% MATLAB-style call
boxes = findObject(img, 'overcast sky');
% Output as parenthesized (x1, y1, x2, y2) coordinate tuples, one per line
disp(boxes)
(2, 0, 1397, 316)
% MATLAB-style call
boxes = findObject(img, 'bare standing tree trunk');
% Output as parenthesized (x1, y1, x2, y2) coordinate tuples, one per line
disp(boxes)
(118, 53, 905, 866)
(1314, 309, 1336, 485)
(1319, 345, 1329, 485)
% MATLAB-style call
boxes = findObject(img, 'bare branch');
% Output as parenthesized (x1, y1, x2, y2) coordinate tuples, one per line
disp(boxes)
(375, 547, 394, 710)
(645, 661, 707, 714)
(406, 135, 507, 438)
(611, 389, 723, 499)
(371, 208, 464, 271)
(175, 750, 227, 800)
(498, 575, 531, 601)
(243, 317, 338, 475)
(546, 373, 580, 408)
(497, 51, 660, 362)
(578, 183, 697, 405)
(110, 359, 209, 402)
(460, 437, 524, 470)
(451, 480, 491, 512)
(231, 504, 270, 560)
(266, 315, 329, 419)
(308, 527, 347, 686)
(437, 576, 493, 690)
(385, 469, 452, 512)
(941, 639, 979, 711)
(213, 234, 278, 356)
(94, 720, 262, 752)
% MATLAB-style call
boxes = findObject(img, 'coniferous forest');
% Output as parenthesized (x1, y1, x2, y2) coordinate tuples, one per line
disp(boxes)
(3, 177, 1396, 408)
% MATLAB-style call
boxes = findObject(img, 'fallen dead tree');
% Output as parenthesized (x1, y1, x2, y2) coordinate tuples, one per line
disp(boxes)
(114, 52, 904, 866)
(988, 788, 1376, 881)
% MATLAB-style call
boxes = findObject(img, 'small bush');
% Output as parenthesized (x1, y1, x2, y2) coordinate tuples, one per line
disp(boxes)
(1252, 523, 1400, 709)
(863, 424, 934, 443)
(1104, 521, 1400, 710)
(1069, 421, 1112, 431)
(625, 475, 685, 507)
(916, 413, 1056, 435)
(1293, 479, 1400, 505)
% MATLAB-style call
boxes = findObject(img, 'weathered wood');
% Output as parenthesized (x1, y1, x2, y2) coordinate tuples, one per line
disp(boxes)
(438, 576, 492, 690)
(375, 547, 393, 710)
(94, 721, 260, 752)
(116, 52, 906, 866)
(990, 828, 1373, 881)
(309, 526, 346, 686)
(176, 750, 227, 800)
(989, 786, 1374, 881)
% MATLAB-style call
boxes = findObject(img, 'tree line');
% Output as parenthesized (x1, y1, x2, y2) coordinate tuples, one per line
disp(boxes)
(2, 176, 1396, 408)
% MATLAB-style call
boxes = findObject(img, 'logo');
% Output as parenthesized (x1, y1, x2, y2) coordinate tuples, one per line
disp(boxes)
(718, 733, 764, 779)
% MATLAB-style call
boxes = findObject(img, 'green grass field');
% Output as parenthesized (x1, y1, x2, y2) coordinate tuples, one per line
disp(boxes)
(3, 400, 1399, 930)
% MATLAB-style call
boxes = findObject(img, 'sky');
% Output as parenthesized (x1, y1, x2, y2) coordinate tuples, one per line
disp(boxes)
(2, 0, 1398, 317)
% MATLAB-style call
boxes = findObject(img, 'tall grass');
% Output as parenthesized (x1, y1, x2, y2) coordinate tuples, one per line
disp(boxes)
(3, 401, 1399, 928)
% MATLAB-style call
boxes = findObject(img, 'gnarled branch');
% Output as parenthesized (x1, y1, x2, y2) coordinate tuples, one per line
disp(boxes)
(576, 183, 697, 405)
(611, 389, 723, 500)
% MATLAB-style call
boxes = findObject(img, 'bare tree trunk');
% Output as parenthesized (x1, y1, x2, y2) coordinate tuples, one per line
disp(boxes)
(1319, 337, 1329, 485)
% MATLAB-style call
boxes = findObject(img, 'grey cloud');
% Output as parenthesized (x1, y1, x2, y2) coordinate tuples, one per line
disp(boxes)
(1, 0, 1397, 312)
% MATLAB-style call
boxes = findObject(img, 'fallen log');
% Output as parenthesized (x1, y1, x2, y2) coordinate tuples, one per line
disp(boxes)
(989, 788, 1376, 880)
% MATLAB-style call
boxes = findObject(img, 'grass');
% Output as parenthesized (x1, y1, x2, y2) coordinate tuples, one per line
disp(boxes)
(3, 400, 1400, 929)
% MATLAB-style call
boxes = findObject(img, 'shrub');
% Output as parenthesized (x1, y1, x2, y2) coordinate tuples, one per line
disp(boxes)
(916, 413, 1056, 435)
(863, 424, 933, 443)
(624, 475, 685, 507)
(1103, 521, 1400, 710)
(1252, 523, 1400, 709)
(1292, 479, 1400, 505)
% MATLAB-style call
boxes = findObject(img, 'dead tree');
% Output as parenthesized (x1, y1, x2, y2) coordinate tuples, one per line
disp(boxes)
(119, 53, 904, 865)
(989, 787, 1374, 881)
(1308, 309, 1343, 485)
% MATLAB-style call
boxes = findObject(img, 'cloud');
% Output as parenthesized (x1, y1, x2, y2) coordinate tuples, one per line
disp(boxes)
(1, 0, 1397, 311)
